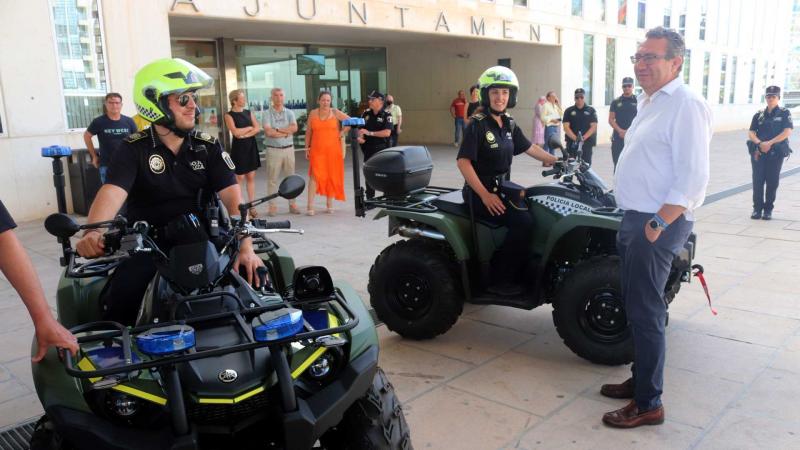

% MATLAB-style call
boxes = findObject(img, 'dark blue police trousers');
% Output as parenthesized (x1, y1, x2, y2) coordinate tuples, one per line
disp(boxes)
(751, 154, 784, 213)
(617, 210, 693, 412)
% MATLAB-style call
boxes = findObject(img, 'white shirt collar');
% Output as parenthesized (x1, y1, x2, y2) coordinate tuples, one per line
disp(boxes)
(639, 76, 683, 103)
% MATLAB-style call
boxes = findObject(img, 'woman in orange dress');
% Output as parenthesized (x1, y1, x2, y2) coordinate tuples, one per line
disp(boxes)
(305, 91, 350, 215)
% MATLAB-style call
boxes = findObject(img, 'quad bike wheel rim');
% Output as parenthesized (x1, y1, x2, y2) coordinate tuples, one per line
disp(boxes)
(388, 273, 433, 320)
(580, 289, 628, 343)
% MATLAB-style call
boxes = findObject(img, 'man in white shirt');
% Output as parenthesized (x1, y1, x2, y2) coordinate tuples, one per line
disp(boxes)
(601, 27, 711, 429)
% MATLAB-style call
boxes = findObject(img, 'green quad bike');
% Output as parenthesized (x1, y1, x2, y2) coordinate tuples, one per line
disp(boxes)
(29, 173, 411, 450)
(347, 121, 698, 366)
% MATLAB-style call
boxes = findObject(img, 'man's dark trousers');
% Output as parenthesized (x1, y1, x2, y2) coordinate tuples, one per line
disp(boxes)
(617, 211, 693, 412)
(751, 154, 784, 214)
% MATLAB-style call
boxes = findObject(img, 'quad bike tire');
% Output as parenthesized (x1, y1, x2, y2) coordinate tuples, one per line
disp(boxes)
(29, 416, 72, 450)
(321, 367, 412, 450)
(552, 256, 634, 366)
(368, 239, 462, 339)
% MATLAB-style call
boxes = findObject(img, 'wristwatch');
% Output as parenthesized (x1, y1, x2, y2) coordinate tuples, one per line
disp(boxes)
(648, 214, 669, 232)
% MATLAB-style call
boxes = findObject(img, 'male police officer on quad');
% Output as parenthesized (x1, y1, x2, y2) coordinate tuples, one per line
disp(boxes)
(748, 85, 793, 220)
(76, 58, 263, 325)
(457, 66, 557, 296)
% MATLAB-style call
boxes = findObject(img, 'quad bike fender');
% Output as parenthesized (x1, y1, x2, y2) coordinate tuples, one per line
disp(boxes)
(540, 213, 620, 263)
(264, 244, 297, 292)
(374, 209, 469, 261)
(30, 344, 91, 413)
(334, 280, 379, 361)
(55, 273, 107, 329)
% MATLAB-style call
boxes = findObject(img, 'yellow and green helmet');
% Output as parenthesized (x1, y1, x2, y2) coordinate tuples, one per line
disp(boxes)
(133, 58, 212, 125)
(478, 66, 519, 109)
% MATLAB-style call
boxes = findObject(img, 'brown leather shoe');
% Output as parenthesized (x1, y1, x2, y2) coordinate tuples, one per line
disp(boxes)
(600, 377, 634, 399)
(602, 400, 664, 428)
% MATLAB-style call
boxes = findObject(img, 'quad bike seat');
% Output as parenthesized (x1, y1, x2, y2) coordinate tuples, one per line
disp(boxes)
(432, 190, 502, 229)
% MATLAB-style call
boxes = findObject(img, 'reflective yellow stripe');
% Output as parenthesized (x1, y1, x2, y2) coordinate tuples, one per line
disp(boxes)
(112, 384, 168, 406)
(197, 385, 266, 404)
(76, 357, 102, 383)
(291, 346, 327, 379)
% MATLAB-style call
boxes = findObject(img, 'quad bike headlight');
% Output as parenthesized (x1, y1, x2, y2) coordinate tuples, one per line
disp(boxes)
(106, 392, 141, 417)
(307, 353, 333, 379)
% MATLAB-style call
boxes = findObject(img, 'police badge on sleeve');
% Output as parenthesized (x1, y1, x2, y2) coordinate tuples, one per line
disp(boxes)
(222, 151, 236, 170)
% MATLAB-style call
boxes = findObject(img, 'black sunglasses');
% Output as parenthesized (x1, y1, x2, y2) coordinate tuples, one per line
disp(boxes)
(177, 92, 199, 107)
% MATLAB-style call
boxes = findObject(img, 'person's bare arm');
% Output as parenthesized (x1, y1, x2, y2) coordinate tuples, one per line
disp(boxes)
(244, 112, 261, 137)
(525, 144, 558, 164)
(0, 230, 78, 361)
(305, 111, 314, 159)
(758, 127, 792, 153)
(332, 108, 350, 121)
(263, 120, 286, 139)
(224, 114, 254, 139)
(75, 185, 129, 258)
(365, 128, 392, 138)
(83, 131, 99, 168)
(563, 122, 577, 141)
(450, 104, 456, 118)
(609, 111, 625, 137)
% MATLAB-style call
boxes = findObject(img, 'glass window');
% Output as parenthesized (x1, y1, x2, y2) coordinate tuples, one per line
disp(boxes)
(718, 55, 727, 104)
(605, 38, 616, 105)
(583, 34, 594, 102)
(513, 0, 528, 6)
(683, 49, 691, 85)
(762, 60, 769, 102)
(748, 58, 756, 103)
(637, 0, 646, 29)
(50, 0, 108, 129)
(573, 0, 583, 17)
(702, 52, 710, 99)
(171, 40, 222, 142)
(234, 44, 387, 150)
(663, 6, 671, 27)
(586, 0, 605, 21)
(699, 0, 707, 40)
(618, 0, 627, 24)
(729, 56, 737, 104)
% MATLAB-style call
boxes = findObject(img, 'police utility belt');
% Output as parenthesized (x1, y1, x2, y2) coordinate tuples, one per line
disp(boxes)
(747, 139, 793, 158)
(468, 173, 527, 209)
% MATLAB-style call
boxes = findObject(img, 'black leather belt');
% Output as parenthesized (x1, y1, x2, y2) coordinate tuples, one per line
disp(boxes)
(267, 145, 294, 149)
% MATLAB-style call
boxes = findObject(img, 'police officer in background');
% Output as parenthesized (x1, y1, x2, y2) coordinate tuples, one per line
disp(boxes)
(358, 90, 393, 199)
(563, 88, 598, 165)
(76, 58, 263, 325)
(457, 66, 558, 296)
(608, 77, 638, 170)
(748, 85, 794, 220)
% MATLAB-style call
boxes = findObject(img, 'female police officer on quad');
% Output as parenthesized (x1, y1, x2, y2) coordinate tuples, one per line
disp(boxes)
(457, 66, 558, 296)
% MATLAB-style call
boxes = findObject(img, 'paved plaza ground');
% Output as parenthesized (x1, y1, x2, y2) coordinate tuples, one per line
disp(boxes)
(1, 128, 799, 449)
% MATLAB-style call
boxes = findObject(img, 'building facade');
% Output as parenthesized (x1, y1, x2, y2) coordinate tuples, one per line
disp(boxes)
(0, 0, 793, 220)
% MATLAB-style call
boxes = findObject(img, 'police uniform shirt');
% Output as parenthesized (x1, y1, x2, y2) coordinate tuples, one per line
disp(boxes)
(563, 104, 598, 146)
(457, 113, 531, 180)
(750, 106, 794, 143)
(0, 200, 17, 234)
(360, 108, 393, 153)
(106, 127, 237, 227)
(610, 95, 638, 133)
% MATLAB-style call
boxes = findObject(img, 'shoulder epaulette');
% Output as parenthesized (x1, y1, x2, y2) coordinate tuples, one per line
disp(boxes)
(472, 112, 486, 121)
(190, 130, 218, 144)
(124, 130, 148, 143)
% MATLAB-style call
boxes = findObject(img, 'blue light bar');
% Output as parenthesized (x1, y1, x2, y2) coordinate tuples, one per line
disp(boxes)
(253, 308, 303, 342)
(41, 145, 72, 157)
(302, 309, 329, 331)
(86, 345, 140, 369)
(342, 118, 365, 127)
(135, 325, 196, 356)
